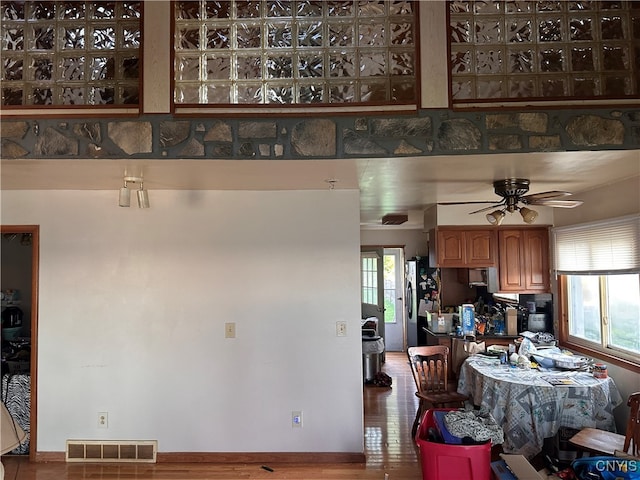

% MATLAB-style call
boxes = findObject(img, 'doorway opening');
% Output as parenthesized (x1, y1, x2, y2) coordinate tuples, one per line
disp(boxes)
(383, 248, 405, 352)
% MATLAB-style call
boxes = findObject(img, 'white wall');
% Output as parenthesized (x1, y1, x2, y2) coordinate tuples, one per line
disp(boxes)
(1, 189, 364, 454)
(360, 228, 429, 260)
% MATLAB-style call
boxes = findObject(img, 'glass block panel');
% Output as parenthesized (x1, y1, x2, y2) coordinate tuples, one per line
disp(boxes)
(237, 83, 263, 103)
(601, 15, 624, 40)
(177, 1, 201, 19)
(329, 82, 355, 102)
(329, 53, 356, 77)
(475, 1, 502, 14)
(359, 21, 385, 46)
(475, 18, 502, 43)
(539, 48, 563, 72)
(63, 27, 85, 49)
(390, 1, 413, 15)
(2, 2, 25, 20)
(123, 27, 140, 48)
(2, 26, 24, 50)
(176, 55, 200, 81)
(235, 55, 260, 79)
(122, 56, 139, 78)
(359, 1, 385, 17)
(205, 84, 231, 103)
(537, 1, 562, 13)
(2, 87, 23, 104)
(326, 1, 355, 17)
(91, 86, 115, 104)
(476, 49, 503, 73)
(508, 49, 533, 73)
(299, 83, 324, 103)
(32, 57, 53, 79)
(32, 87, 52, 104)
(92, 2, 115, 19)
(601, 1, 624, 10)
(390, 22, 413, 45)
(451, 49, 473, 74)
(541, 77, 566, 96)
(390, 52, 413, 75)
(61, 2, 86, 19)
(571, 47, 594, 71)
(328, 22, 354, 46)
(568, 2, 595, 12)
(93, 27, 116, 49)
(91, 56, 115, 80)
(297, 1, 323, 17)
(509, 78, 535, 96)
(206, 56, 232, 80)
(2, 56, 23, 80)
(33, 25, 55, 49)
(266, 55, 292, 78)
(121, 85, 138, 104)
(570, 17, 593, 40)
(62, 86, 85, 104)
(507, 19, 532, 42)
(451, 79, 473, 98)
(29, 2, 56, 20)
(175, 84, 200, 103)
(61, 56, 85, 80)
(476, 78, 503, 97)
(298, 21, 322, 47)
(236, 1, 261, 19)
(538, 18, 562, 42)
(391, 80, 414, 101)
(206, 27, 230, 49)
(267, 22, 293, 47)
(120, 2, 141, 19)
(450, 20, 471, 43)
(205, 1, 230, 18)
(505, 1, 532, 14)
(360, 80, 387, 101)
(266, 84, 292, 103)
(178, 27, 200, 49)
(633, 16, 640, 40)
(266, 1, 292, 17)
(237, 24, 261, 48)
(298, 54, 323, 77)
(450, 1, 471, 14)
(603, 45, 627, 69)
(359, 51, 386, 76)
(603, 74, 630, 95)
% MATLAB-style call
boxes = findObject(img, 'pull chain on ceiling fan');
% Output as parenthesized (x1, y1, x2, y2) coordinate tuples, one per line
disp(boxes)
(438, 178, 583, 225)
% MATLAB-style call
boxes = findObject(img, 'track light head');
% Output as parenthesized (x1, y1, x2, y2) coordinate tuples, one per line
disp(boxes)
(486, 210, 506, 226)
(519, 206, 538, 224)
(119, 175, 149, 208)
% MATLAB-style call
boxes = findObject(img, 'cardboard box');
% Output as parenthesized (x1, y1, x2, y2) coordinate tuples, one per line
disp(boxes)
(506, 307, 518, 336)
(493, 454, 546, 480)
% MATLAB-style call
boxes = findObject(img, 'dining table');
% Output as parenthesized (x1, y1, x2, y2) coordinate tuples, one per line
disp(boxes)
(457, 354, 623, 459)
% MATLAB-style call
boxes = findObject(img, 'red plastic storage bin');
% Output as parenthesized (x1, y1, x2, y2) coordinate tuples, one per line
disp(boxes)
(415, 408, 491, 480)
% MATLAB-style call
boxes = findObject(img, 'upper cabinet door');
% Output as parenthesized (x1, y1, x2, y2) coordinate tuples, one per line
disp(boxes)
(498, 228, 550, 293)
(433, 228, 496, 268)
(465, 230, 496, 267)
(436, 229, 466, 267)
(522, 229, 550, 292)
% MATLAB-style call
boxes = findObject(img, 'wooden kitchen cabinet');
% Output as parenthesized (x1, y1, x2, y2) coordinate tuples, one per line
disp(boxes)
(498, 228, 550, 293)
(430, 228, 496, 268)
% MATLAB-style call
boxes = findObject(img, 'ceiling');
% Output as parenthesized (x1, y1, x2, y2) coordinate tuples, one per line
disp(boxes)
(2, 149, 639, 228)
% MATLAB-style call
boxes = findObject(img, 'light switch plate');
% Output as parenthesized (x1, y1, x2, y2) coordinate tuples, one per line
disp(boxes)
(225, 322, 236, 338)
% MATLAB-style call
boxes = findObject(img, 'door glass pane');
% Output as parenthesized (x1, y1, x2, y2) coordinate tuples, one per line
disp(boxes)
(383, 253, 396, 323)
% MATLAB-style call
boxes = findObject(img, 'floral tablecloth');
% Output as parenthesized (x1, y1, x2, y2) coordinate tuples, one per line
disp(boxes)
(457, 355, 623, 459)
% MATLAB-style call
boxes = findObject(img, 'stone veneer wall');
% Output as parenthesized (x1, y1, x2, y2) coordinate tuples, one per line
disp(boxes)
(1, 109, 639, 159)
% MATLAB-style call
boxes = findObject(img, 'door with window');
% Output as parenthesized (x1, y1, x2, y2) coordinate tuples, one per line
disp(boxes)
(383, 248, 404, 352)
(361, 248, 384, 361)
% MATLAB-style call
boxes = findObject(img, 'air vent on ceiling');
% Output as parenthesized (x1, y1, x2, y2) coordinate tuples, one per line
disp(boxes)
(382, 214, 408, 225)
(66, 439, 157, 463)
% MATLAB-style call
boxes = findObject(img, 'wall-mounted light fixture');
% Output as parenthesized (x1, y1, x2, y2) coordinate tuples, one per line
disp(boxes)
(119, 176, 149, 208)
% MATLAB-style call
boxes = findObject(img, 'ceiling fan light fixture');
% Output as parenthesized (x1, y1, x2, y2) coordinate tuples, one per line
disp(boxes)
(486, 210, 506, 226)
(118, 185, 130, 207)
(520, 206, 538, 224)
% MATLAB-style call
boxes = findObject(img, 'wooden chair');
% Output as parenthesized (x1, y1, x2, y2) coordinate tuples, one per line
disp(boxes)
(569, 391, 640, 457)
(407, 345, 469, 439)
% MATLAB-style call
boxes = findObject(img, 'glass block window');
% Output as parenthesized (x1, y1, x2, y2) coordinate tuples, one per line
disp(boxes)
(449, 1, 640, 102)
(173, 1, 417, 106)
(1, 1, 141, 107)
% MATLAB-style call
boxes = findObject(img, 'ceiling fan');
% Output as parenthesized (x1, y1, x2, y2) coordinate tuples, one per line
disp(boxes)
(438, 178, 583, 225)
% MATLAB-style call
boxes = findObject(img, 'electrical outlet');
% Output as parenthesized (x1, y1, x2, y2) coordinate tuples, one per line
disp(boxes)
(98, 412, 108, 428)
(225, 322, 236, 338)
(292, 410, 303, 428)
(336, 321, 347, 337)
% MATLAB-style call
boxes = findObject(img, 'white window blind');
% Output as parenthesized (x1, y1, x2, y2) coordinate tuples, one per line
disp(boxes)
(553, 215, 640, 274)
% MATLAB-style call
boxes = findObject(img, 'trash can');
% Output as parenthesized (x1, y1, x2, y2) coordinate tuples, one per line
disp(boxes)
(362, 335, 384, 382)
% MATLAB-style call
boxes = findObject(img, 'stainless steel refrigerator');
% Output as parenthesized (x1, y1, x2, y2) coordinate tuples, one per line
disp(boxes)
(405, 258, 439, 347)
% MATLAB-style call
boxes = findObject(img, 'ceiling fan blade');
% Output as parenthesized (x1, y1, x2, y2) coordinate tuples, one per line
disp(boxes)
(529, 199, 584, 208)
(522, 190, 572, 202)
(469, 203, 505, 214)
(437, 201, 497, 205)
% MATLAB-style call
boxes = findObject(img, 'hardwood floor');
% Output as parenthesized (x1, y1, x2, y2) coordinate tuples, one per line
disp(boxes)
(1, 352, 424, 480)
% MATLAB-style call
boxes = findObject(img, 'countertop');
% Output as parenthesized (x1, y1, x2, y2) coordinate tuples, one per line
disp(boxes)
(423, 327, 520, 341)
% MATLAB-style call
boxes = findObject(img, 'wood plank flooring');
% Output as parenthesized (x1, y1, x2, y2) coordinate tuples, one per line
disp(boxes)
(1, 352, 424, 480)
